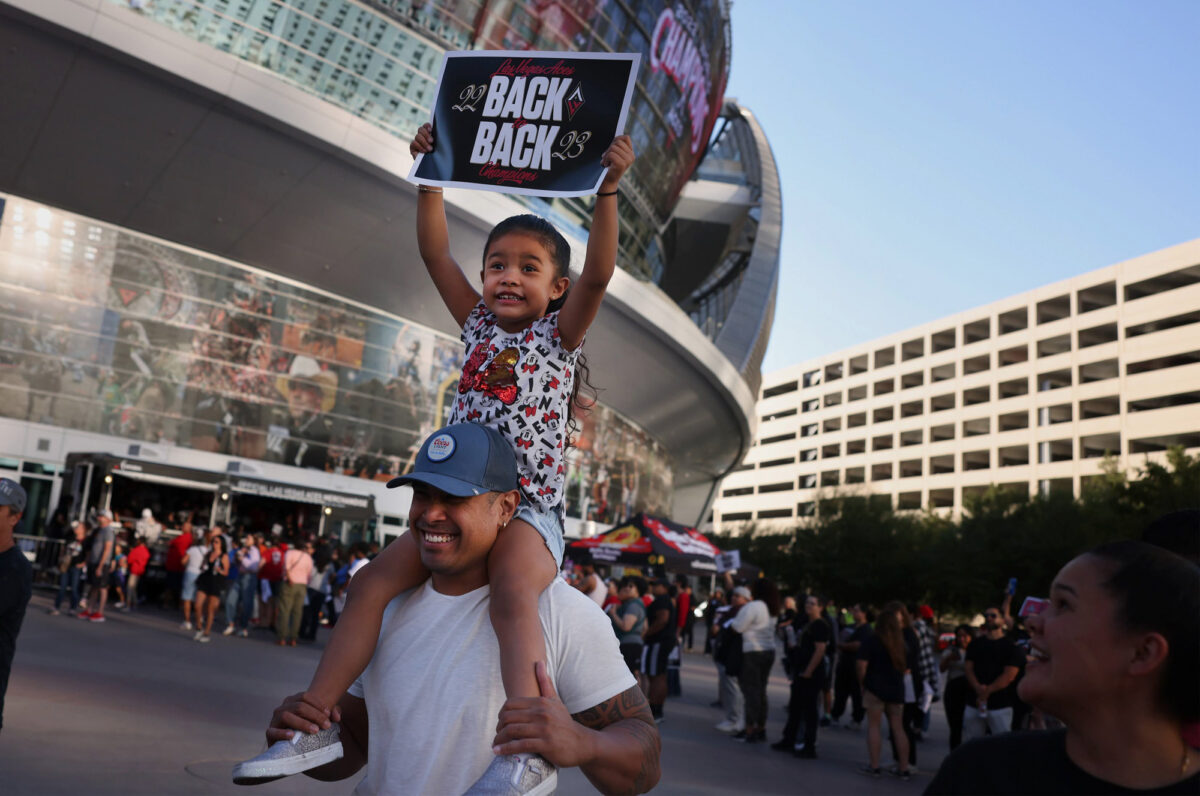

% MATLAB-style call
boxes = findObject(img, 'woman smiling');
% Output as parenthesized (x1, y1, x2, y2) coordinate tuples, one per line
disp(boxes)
(926, 541, 1200, 794)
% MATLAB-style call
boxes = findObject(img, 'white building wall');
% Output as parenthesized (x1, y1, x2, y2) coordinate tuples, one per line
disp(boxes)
(713, 239, 1200, 533)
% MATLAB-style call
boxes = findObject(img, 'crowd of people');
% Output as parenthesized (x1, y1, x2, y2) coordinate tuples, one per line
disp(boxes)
(43, 506, 379, 645)
(683, 509, 1200, 794)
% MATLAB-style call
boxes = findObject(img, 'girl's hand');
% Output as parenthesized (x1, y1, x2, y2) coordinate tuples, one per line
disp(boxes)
(598, 135, 635, 192)
(409, 123, 434, 159)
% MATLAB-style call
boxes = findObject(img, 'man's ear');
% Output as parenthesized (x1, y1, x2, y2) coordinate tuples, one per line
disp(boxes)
(499, 489, 521, 524)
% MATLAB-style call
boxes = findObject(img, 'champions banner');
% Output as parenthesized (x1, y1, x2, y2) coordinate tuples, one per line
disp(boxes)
(409, 51, 640, 198)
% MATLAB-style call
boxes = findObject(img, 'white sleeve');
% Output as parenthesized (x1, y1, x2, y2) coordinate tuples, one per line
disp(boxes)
(545, 584, 637, 715)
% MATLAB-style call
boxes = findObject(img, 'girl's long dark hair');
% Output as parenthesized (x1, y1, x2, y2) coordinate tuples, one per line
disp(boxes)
(483, 214, 599, 444)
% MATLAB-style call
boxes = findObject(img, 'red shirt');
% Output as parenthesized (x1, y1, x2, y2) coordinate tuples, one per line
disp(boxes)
(166, 534, 192, 573)
(259, 544, 288, 581)
(676, 591, 691, 629)
(127, 544, 151, 576)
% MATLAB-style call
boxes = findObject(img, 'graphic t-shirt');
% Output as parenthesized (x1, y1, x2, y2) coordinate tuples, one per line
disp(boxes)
(449, 303, 580, 513)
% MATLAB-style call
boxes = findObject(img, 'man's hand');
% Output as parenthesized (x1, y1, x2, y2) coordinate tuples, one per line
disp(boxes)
(492, 662, 595, 768)
(265, 692, 340, 746)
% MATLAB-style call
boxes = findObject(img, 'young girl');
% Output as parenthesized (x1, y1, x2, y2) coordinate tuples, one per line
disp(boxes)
(234, 123, 634, 788)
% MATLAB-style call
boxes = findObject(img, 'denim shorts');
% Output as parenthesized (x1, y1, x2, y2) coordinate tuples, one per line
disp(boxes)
(181, 570, 199, 601)
(514, 500, 564, 567)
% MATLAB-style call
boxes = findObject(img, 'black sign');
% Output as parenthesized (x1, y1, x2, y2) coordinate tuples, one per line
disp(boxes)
(410, 51, 639, 197)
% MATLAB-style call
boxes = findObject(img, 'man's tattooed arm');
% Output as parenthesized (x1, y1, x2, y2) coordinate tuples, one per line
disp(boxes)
(570, 685, 662, 795)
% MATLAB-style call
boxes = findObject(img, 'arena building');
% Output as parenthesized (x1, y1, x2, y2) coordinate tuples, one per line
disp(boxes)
(0, 0, 779, 543)
(713, 239, 1200, 533)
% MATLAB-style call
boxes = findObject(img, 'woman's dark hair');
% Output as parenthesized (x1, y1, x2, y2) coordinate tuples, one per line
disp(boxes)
(751, 578, 781, 617)
(210, 534, 226, 556)
(878, 601, 909, 672)
(1088, 540, 1200, 723)
(483, 214, 598, 444)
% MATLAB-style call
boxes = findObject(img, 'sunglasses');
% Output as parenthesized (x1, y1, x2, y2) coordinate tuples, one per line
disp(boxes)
(985, 613, 999, 619)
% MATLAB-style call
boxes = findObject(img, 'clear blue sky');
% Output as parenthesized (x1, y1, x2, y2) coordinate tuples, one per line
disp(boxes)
(725, 1, 1200, 374)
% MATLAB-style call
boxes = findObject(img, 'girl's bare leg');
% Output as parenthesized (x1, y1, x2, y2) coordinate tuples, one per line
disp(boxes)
(487, 519, 557, 699)
(303, 533, 429, 711)
(866, 704, 883, 768)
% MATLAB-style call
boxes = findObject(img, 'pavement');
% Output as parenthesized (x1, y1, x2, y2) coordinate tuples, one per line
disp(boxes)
(3, 593, 949, 794)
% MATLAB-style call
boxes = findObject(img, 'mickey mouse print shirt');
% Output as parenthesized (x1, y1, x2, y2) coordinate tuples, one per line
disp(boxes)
(449, 303, 579, 515)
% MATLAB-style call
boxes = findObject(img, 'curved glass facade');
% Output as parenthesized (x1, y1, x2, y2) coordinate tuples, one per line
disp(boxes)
(0, 193, 670, 521)
(112, 0, 730, 285)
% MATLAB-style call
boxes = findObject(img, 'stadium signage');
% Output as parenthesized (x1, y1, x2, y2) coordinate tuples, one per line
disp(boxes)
(410, 50, 639, 197)
(650, 5, 712, 154)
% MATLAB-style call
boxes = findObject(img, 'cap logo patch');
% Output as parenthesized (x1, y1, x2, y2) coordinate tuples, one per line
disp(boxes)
(426, 433, 456, 462)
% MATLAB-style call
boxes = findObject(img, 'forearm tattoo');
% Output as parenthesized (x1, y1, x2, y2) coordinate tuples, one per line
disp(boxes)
(572, 685, 661, 794)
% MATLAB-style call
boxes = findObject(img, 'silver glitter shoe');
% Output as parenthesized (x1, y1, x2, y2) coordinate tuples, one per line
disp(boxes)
(463, 752, 557, 795)
(231, 723, 343, 785)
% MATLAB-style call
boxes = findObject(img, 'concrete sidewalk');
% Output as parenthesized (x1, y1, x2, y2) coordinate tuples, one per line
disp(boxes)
(3, 594, 948, 794)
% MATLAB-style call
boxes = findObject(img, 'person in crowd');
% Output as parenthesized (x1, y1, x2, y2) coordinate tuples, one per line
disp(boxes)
(221, 536, 241, 634)
(50, 521, 87, 615)
(703, 588, 725, 656)
(226, 534, 260, 637)
(135, 507, 163, 545)
(730, 578, 779, 744)
(192, 534, 230, 643)
(575, 564, 607, 607)
(257, 535, 286, 631)
(927, 541, 1200, 794)
(601, 578, 620, 611)
(819, 597, 839, 727)
(940, 624, 974, 750)
(831, 603, 872, 730)
(774, 593, 831, 757)
(298, 542, 332, 642)
(712, 587, 746, 734)
(165, 520, 193, 608)
(675, 574, 694, 651)
(962, 604, 1023, 741)
(893, 604, 925, 773)
(110, 540, 128, 609)
(0, 479, 31, 735)
(911, 604, 940, 739)
(181, 529, 208, 630)
(125, 534, 150, 611)
(857, 601, 918, 780)
(641, 578, 677, 723)
(776, 595, 799, 678)
(277, 538, 314, 646)
(79, 509, 116, 623)
(607, 575, 647, 686)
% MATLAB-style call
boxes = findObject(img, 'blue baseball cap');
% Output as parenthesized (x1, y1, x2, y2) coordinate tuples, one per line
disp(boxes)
(0, 477, 27, 514)
(387, 423, 519, 497)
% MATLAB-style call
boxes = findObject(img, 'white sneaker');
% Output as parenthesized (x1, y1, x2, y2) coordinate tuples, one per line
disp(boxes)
(463, 752, 556, 796)
(714, 720, 744, 733)
(198, 635, 211, 643)
(193, 631, 204, 641)
(223, 625, 236, 636)
(181, 621, 193, 630)
(232, 724, 343, 785)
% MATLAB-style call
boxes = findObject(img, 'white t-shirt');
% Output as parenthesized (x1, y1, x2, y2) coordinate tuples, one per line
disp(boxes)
(348, 579, 635, 796)
(183, 545, 208, 575)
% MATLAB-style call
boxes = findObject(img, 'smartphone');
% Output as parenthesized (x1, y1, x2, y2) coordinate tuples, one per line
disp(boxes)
(1006, 577, 1018, 596)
